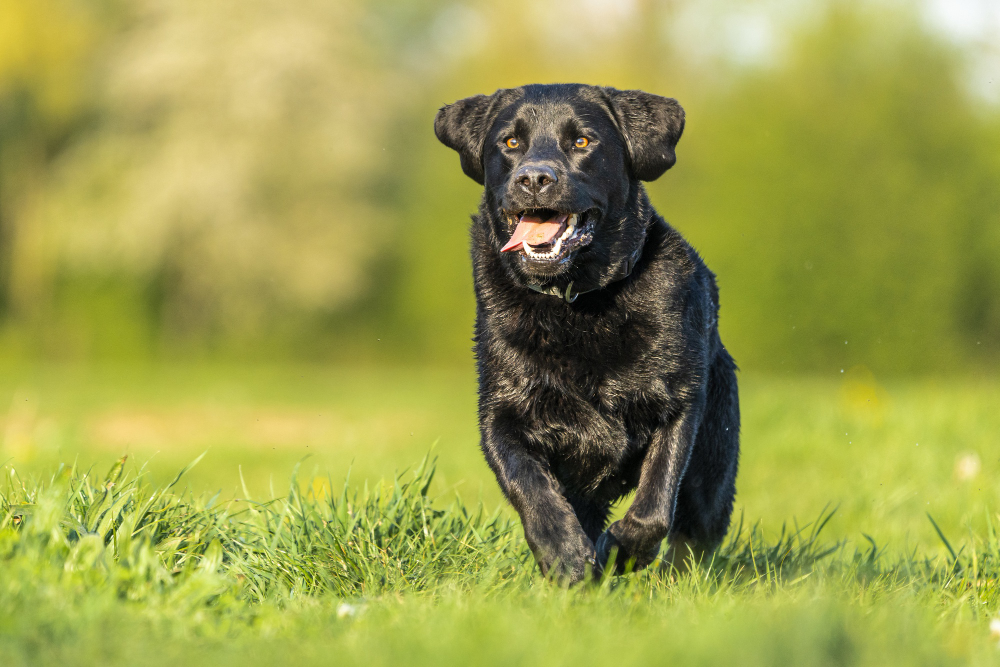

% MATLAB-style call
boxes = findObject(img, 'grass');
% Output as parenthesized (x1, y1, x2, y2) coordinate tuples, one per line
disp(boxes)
(1, 453, 998, 665)
(2, 363, 1000, 664)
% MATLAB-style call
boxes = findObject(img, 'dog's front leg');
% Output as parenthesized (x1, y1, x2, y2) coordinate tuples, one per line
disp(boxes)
(596, 401, 704, 574)
(482, 427, 597, 585)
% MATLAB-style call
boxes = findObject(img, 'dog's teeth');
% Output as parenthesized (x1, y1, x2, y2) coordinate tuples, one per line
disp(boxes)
(522, 217, 578, 260)
(524, 240, 556, 259)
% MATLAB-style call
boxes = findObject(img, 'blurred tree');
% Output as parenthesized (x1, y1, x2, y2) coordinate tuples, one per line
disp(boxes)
(36, 0, 402, 352)
(0, 0, 997, 373)
(0, 0, 103, 322)
(657, 3, 1000, 373)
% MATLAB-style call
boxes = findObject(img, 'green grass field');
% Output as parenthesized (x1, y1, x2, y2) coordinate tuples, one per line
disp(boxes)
(2, 364, 1000, 665)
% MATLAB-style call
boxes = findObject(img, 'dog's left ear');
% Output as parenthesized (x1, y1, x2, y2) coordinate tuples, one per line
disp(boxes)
(603, 88, 685, 182)
(434, 94, 495, 185)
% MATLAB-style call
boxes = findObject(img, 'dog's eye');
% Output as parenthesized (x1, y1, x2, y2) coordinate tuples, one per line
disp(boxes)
(574, 137, 590, 148)
(505, 137, 519, 149)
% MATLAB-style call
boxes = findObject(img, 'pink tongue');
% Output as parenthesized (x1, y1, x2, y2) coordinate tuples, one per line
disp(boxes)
(501, 214, 568, 252)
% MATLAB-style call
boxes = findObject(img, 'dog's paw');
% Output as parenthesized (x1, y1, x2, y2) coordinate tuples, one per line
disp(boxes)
(595, 524, 661, 575)
(534, 532, 598, 586)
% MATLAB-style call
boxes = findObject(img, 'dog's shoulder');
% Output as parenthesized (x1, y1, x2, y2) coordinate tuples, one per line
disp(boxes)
(634, 215, 720, 338)
(638, 216, 716, 296)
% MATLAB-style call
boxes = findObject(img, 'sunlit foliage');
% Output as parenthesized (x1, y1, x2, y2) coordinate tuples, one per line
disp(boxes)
(0, 0, 997, 370)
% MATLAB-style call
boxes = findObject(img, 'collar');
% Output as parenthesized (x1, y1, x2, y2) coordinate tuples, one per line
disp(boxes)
(526, 225, 647, 303)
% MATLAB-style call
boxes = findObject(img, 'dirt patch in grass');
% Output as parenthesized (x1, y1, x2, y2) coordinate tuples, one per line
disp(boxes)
(85, 406, 431, 451)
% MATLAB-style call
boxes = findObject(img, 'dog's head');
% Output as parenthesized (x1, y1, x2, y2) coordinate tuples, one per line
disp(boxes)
(435, 84, 684, 283)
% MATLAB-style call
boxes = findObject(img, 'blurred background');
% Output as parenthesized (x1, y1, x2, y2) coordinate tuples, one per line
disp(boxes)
(1, 0, 999, 544)
(1, 0, 998, 372)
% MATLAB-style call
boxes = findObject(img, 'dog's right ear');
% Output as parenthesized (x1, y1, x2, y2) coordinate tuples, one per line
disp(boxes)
(434, 94, 494, 185)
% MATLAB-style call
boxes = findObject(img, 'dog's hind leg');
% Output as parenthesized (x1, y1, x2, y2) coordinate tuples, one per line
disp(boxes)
(669, 347, 740, 564)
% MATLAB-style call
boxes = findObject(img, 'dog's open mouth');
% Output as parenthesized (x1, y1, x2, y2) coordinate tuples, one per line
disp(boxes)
(501, 209, 595, 262)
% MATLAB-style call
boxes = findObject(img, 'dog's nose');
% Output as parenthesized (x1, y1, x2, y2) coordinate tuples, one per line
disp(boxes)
(514, 164, 558, 195)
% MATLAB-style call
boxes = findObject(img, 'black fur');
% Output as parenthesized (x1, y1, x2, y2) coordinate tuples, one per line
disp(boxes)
(435, 84, 740, 584)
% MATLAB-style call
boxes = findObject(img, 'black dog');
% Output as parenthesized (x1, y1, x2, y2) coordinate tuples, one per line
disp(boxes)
(435, 84, 740, 584)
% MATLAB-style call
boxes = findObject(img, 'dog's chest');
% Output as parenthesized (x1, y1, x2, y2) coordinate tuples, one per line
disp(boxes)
(491, 303, 674, 487)
(480, 272, 685, 491)
(509, 361, 667, 491)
